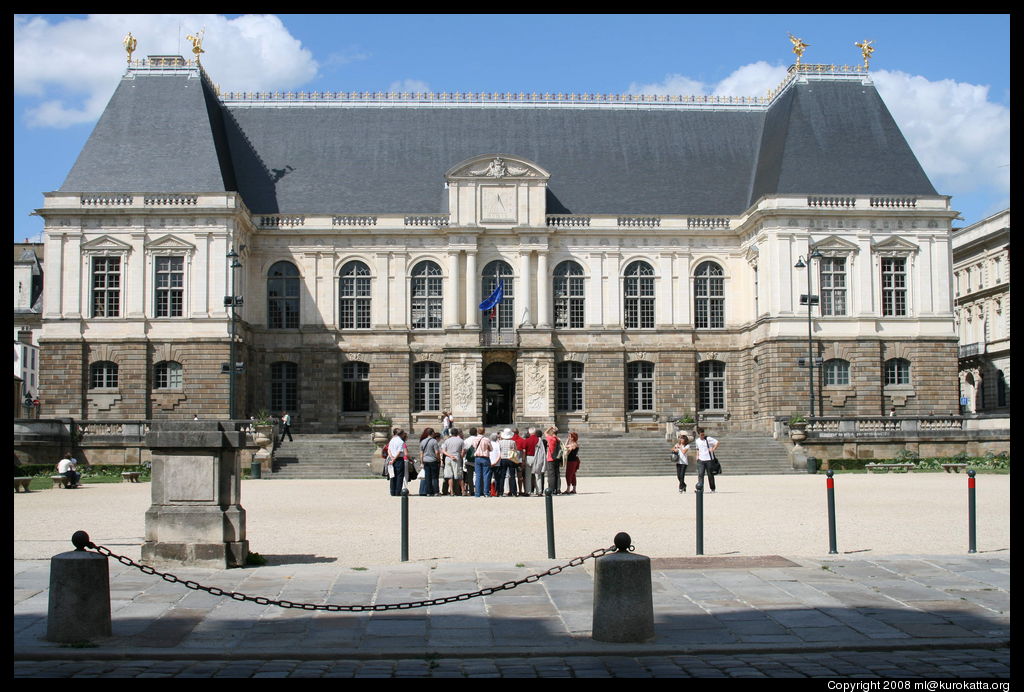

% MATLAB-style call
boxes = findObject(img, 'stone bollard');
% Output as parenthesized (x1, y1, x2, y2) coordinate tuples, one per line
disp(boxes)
(46, 531, 111, 643)
(592, 532, 655, 643)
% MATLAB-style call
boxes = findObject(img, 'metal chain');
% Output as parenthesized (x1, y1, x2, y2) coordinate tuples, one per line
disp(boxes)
(88, 543, 619, 612)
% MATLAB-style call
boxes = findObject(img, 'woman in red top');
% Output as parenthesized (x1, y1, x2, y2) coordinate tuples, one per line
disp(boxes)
(544, 426, 562, 495)
(564, 431, 581, 495)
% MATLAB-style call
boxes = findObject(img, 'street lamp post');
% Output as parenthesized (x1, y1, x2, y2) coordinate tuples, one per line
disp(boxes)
(795, 248, 823, 418)
(225, 250, 243, 420)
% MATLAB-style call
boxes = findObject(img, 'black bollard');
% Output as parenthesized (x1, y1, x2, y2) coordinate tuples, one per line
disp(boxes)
(545, 488, 556, 558)
(967, 469, 977, 554)
(695, 483, 704, 555)
(826, 469, 838, 554)
(401, 488, 409, 562)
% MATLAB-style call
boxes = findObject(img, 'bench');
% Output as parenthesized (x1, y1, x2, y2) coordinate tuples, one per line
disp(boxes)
(941, 463, 969, 473)
(51, 475, 72, 489)
(864, 463, 916, 473)
(14, 477, 33, 493)
(121, 471, 141, 483)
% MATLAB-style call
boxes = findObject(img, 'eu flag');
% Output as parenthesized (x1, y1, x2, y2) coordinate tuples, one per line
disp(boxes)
(479, 280, 504, 311)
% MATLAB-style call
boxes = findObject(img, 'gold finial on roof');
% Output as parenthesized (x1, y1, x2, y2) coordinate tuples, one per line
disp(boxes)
(855, 39, 875, 69)
(186, 28, 206, 62)
(123, 32, 137, 63)
(788, 33, 810, 66)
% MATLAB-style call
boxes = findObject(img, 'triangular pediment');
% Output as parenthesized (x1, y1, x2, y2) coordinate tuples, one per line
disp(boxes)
(812, 235, 860, 253)
(145, 234, 196, 253)
(446, 154, 550, 181)
(81, 235, 133, 253)
(871, 235, 918, 254)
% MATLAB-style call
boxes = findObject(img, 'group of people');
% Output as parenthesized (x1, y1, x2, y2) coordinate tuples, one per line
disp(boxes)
(671, 427, 720, 493)
(383, 424, 581, 498)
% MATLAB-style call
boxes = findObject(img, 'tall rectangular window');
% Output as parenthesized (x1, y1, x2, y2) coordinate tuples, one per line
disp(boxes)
(413, 362, 441, 411)
(270, 362, 298, 411)
(624, 262, 655, 329)
(698, 360, 726, 410)
(694, 262, 725, 328)
(626, 361, 654, 411)
(819, 257, 847, 316)
(342, 362, 370, 412)
(881, 257, 907, 316)
(553, 261, 585, 329)
(92, 257, 121, 317)
(155, 256, 184, 317)
(556, 362, 584, 412)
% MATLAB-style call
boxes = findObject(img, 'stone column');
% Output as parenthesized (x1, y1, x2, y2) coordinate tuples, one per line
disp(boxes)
(445, 251, 461, 328)
(519, 250, 533, 327)
(536, 250, 551, 328)
(142, 420, 250, 568)
(466, 250, 480, 328)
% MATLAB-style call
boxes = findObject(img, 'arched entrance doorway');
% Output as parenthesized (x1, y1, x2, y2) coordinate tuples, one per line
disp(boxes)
(483, 362, 515, 426)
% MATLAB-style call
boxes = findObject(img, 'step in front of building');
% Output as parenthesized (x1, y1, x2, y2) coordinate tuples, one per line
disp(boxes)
(266, 432, 798, 479)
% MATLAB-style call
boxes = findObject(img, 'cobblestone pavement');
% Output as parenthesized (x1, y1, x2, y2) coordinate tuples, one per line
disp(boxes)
(12, 648, 1012, 678)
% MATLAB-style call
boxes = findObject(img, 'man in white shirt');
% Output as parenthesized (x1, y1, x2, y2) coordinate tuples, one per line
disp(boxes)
(386, 429, 408, 496)
(56, 453, 80, 489)
(694, 427, 720, 493)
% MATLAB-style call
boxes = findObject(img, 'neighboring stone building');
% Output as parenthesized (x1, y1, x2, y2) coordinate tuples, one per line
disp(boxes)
(952, 209, 1010, 413)
(14, 241, 43, 409)
(35, 55, 960, 432)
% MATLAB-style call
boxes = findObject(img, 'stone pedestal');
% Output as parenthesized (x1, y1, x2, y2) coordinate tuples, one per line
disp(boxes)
(141, 421, 250, 569)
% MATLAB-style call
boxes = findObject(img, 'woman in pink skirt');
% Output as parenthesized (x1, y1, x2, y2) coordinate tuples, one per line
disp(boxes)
(564, 431, 581, 494)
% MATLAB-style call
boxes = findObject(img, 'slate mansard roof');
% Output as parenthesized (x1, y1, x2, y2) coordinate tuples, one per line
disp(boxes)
(60, 62, 938, 216)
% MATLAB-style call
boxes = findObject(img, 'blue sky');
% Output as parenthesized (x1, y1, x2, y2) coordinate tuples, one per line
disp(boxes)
(13, 14, 1010, 242)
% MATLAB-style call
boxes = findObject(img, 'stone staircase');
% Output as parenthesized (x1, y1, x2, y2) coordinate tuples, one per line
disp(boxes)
(270, 434, 379, 479)
(267, 430, 798, 479)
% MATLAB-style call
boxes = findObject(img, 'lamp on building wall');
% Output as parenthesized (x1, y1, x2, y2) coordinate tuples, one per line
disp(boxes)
(795, 248, 824, 417)
(225, 249, 244, 419)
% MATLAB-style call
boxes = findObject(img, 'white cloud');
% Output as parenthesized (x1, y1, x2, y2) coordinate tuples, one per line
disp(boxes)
(14, 13, 318, 128)
(873, 70, 1010, 208)
(628, 62, 788, 98)
(387, 79, 431, 94)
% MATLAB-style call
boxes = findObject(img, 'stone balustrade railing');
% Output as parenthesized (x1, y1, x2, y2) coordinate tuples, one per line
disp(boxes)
(788, 416, 966, 439)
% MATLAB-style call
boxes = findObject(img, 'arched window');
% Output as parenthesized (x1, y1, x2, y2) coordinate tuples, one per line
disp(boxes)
(884, 358, 910, 386)
(556, 361, 584, 412)
(342, 361, 370, 412)
(694, 261, 724, 329)
(154, 361, 183, 389)
(413, 361, 441, 412)
(823, 359, 850, 386)
(698, 360, 725, 411)
(268, 261, 300, 329)
(553, 261, 585, 329)
(410, 261, 442, 329)
(339, 261, 371, 329)
(624, 261, 655, 329)
(90, 361, 118, 389)
(481, 260, 515, 331)
(626, 361, 654, 411)
(270, 361, 298, 412)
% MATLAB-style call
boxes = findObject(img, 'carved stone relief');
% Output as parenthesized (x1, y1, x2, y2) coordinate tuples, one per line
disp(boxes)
(450, 361, 476, 416)
(524, 359, 549, 417)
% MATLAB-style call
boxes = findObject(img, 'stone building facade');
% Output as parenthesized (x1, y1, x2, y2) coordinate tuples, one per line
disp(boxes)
(36, 56, 960, 432)
(952, 209, 1010, 413)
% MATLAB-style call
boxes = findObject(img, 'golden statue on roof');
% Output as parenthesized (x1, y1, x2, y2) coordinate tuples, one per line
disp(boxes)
(122, 32, 137, 63)
(855, 39, 875, 69)
(186, 29, 206, 62)
(788, 33, 810, 66)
